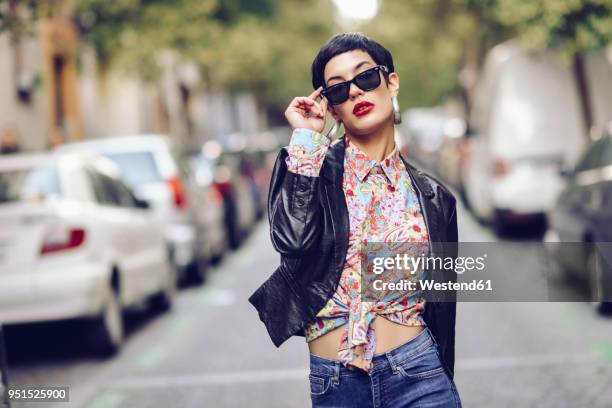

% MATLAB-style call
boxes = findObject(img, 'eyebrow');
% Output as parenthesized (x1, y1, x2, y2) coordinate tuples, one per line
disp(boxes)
(326, 61, 373, 85)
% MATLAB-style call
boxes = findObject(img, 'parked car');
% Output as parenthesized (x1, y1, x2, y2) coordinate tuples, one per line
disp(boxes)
(398, 108, 448, 169)
(245, 146, 276, 218)
(176, 154, 227, 263)
(545, 129, 612, 315)
(0, 152, 175, 355)
(398, 108, 467, 192)
(461, 40, 612, 234)
(0, 325, 8, 408)
(58, 135, 211, 284)
(190, 141, 259, 249)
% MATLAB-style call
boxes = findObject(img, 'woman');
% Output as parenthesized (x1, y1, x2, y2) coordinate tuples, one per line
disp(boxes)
(249, 32, 461, 407)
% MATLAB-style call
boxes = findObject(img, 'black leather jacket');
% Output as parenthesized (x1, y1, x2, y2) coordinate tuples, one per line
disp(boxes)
(249, 135, 458, 379)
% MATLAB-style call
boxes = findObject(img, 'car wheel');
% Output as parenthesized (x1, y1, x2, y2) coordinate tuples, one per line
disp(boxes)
(90, 286, 124, 356)
(597, 302, 612, 316)
(224, 197, 242, 249)
(186, 254, 207, 285)
(227, 218, 242, 249)
(492, 211, 506, 237)
(210, 248, 224, 265)
(150, 261, 177, 313)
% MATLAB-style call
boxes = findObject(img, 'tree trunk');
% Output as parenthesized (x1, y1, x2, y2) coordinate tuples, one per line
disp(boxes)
(573, 53, 593, 140)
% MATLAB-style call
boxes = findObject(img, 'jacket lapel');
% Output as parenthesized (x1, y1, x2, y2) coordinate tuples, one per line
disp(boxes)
(320, 137, 350, 279)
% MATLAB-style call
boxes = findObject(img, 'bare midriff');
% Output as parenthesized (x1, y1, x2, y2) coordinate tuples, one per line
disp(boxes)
(308, 317, 424, 361)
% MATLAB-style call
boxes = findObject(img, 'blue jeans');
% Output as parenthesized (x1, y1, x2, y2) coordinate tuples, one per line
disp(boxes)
(308, 326, 462, 407)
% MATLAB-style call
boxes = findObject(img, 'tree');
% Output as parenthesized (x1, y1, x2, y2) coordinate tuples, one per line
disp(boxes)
(494, 0, 612, 135)
(71, 0, 336, 113)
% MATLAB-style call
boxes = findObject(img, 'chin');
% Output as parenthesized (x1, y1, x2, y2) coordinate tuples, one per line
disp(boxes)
(344, 114, 390, 136)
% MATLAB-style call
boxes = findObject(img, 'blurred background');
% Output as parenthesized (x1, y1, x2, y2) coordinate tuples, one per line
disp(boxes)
(1, 0, 612, 407)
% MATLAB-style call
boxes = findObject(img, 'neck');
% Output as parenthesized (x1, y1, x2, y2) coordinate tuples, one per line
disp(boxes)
(345, 119, 396, 162)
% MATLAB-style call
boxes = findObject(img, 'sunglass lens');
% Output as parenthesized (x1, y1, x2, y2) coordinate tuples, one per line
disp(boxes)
(355, 68, 381, 91)
(325, 84, 350, 105)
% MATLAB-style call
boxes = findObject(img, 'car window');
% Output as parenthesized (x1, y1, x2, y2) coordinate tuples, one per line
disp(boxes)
(104, 151, 161, 186)
(111, 177, 138, 207)
(87, 169, 136, 207)
(0, 166, 62, 203)
(87, 169, 119, 206)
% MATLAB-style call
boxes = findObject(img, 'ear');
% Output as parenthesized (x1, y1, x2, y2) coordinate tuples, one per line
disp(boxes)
(387, 72, 400, 98)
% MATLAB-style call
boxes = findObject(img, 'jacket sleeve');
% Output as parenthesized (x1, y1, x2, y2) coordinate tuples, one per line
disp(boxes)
(268, 129, 331, 257)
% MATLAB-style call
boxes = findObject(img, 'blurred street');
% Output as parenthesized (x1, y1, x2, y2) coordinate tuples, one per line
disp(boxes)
(4, 201, 612, 408)
(2, 1, 612, 407)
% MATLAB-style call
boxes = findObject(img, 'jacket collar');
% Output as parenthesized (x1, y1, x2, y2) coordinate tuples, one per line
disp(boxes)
(320, 135, 434, 198)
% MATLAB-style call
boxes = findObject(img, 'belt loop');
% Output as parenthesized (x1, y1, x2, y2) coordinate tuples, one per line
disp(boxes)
(333, 361, 340, 385)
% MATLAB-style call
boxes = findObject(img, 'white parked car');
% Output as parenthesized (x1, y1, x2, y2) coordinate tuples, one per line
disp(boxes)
(462, 40, 612, 233)
(57, 135, 213, 284)
(0, 152, 175, 355)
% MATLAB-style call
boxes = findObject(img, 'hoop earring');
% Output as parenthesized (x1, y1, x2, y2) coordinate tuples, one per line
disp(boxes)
(324, 120, 341, 142)
(392, 96, 401, 125)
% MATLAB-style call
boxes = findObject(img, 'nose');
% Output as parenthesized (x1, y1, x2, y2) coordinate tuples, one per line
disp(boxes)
(349, 82, 364, 100)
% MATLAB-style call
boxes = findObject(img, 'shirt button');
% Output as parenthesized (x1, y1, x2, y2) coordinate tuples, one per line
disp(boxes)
(296, 198, 305, 207)
(298, 183, 308, 192)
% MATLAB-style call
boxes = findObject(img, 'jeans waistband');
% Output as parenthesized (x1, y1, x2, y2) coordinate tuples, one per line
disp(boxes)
(309, 326, 437, 376)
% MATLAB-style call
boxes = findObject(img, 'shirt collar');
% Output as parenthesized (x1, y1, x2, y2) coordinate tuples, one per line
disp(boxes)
(344, 137, 403, 186)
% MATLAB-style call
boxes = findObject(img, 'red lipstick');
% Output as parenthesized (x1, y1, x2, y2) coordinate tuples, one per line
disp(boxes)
(353, 101, 374, 117)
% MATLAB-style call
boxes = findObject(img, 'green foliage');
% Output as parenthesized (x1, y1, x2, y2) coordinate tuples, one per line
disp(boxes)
(495, 0, 612, 60)
(362, 0, 611, 107)
(0, 0, 40, 38)
(359, 0, 494, 107)
(5, 0, 610, 111)
(73, 0, 334, 109)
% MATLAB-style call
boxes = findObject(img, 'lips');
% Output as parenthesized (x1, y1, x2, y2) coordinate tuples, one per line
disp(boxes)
(353, 101, 374, 117)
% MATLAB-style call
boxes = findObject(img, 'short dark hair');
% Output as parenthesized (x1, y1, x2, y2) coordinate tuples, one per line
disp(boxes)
(311, 32, 394, 90)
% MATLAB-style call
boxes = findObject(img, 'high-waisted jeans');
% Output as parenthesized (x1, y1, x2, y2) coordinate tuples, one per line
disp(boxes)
(308, 326, 462, 408)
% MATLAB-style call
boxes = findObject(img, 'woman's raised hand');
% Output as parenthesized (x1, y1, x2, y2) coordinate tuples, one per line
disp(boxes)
(284, 87, 328, 133)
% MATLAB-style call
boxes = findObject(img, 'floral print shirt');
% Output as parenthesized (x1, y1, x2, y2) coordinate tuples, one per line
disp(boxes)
(284, 128, 429, 372)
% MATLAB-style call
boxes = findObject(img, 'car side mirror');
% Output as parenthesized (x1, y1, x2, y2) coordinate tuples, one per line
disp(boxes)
(134, 197, 151, 209)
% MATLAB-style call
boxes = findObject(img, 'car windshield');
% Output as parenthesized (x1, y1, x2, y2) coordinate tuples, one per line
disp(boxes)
(0, 166, 62, 203)
(104, 151, 162, 186)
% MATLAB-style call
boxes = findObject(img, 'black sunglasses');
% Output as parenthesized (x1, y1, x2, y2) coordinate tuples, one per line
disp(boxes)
(321, 65, 389, 106)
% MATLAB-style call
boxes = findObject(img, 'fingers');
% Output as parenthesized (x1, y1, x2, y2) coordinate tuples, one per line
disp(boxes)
(309, 86, 323, 100)
(287, 92, 325, 118)
(287, 96, 327, 117)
